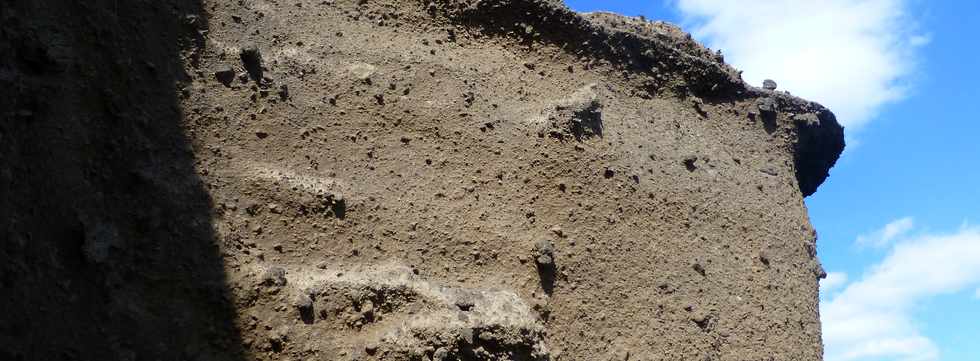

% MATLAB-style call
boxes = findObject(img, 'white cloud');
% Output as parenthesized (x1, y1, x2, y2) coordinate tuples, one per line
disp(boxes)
(674, 0, 924, 130)
(856, 217, 915, 248)
(821, 226, 980, 361)
(821, 272, 849, 294)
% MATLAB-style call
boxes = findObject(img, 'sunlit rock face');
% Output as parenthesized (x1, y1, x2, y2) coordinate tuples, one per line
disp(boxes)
(0, 0, 843, 360)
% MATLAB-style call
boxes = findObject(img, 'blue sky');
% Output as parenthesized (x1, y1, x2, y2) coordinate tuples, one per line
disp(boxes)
(567, 1, 980, 360)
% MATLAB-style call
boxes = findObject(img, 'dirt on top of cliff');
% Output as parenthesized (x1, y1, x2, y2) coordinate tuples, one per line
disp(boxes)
(426, 0, 844, 196)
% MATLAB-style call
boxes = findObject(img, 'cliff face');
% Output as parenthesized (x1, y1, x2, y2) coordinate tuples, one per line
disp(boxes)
(1, 1, 843, 361)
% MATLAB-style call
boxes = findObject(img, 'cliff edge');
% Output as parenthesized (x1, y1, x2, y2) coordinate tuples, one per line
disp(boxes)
(1, 0, 843, 360)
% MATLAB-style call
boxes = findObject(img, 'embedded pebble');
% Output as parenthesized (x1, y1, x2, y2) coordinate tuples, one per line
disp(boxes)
(293, 292, 313, 310)
(214, 65, 236, 86)
(262, 266, 287, 287)
(534, 239, 555, 266)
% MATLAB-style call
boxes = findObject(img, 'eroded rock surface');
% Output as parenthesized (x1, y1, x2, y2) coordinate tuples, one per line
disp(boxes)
(1, 0, 843, 360)
(252, 263, 548, 360)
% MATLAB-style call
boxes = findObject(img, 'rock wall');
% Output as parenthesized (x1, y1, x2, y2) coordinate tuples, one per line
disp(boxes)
(0, 0, 843, 360)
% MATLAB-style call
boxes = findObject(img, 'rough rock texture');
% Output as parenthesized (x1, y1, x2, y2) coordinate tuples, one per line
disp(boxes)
(1, 0, 844, 361)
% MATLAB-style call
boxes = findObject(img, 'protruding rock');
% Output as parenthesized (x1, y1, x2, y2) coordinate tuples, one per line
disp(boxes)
(692, 262, 706, 277)
(292, 292, 313, 310)
(683, 156, 698, 172)
(293, 292, 315, 323)
(793, 113, 821, 126)
(268, 326, 288, 352)
(214, 65, 236, 87)
(534, 240, 555, 266)
(81, 220, 120, 265)
(532, 83, 603, 140)
(262, 266, 287, 287)
(691, 311, 712, 330)
(280, 263, 549, 360)
(757, 97, 778, 115)
(549, 225, 564, 238)
(763, 79, 778, 90)
(277, 84, 289, 100)
(240, 45, 264, 82)
(759, 250, 772, 267)
(348, 62, 377, 82)
(433, 347, 450, 360)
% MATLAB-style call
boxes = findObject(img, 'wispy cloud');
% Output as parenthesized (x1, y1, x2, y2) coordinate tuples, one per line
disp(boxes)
(855, 217, 915, 248)
(820, 271, 849, 295)
(673, 0, 925, 130)
(821, 223, 980, 361)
